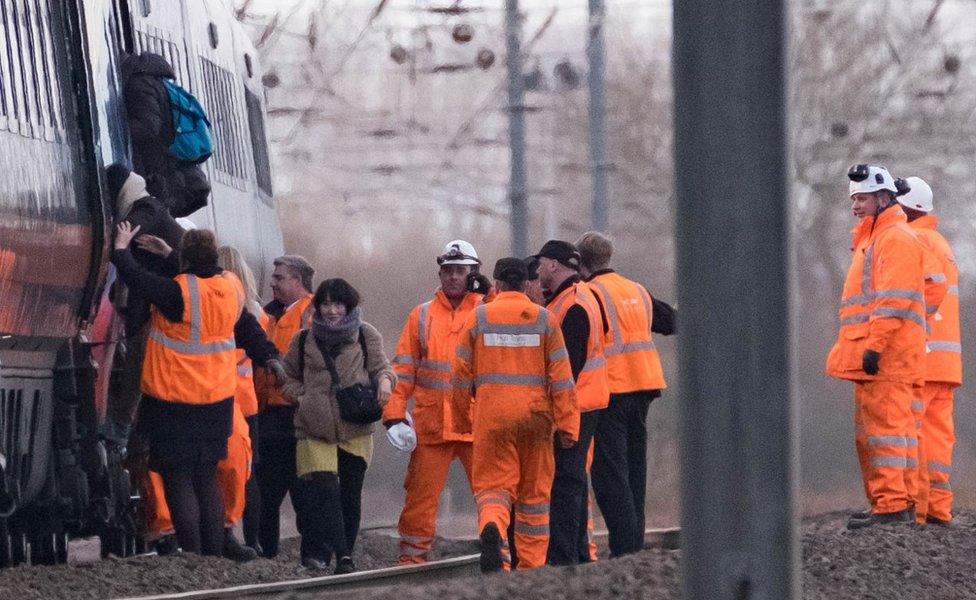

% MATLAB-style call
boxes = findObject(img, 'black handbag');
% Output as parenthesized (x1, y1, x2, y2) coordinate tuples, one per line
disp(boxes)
(299, 327, 383, 425)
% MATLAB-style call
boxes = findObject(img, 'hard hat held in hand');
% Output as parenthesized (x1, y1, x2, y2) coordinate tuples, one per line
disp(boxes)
(897, 176, 934, 213)
(437, 240, 481, 266)
(848, 164, 898, 197)
(387, 422, 417, 452)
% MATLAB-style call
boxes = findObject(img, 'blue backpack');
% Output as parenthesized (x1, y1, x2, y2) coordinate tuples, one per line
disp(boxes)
(163, 79, 213, 164)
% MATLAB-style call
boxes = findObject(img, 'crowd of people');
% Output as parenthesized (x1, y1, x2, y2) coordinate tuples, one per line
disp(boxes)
(827, 165, 961, 530)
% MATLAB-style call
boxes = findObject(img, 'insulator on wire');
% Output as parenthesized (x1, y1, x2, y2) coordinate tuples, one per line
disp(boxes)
(452, 23, 474, 44)
(476, 48, 495, 70)
(390, 43, 409, 65)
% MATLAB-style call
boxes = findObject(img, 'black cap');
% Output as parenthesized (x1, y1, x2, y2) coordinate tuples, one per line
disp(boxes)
(533, 240, 581, 271)
(493, 257, 528, 284)
(106, 163, 131, 203)
(523, 256, 540, 281)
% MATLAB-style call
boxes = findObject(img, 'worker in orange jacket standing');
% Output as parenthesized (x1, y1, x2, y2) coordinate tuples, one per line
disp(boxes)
(897, 177, 962, 526)
(532, 240, 609, 565)
(256, 255, 315, 557)
(383, 240, 492, 564)
(576, 231, 674, 557)
(451, 257, 579, 572)
(826, 164, 944, 529)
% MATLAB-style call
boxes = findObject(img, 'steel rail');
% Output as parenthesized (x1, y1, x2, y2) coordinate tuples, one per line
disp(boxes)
(113, 527, 681, 600)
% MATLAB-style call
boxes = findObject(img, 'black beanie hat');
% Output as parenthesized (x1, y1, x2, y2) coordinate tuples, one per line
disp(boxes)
(493, 257, 528, 285)
(106, 163, 131, 202)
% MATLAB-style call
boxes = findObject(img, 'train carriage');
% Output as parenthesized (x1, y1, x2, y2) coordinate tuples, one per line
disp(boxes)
(0, 0, 283, 565)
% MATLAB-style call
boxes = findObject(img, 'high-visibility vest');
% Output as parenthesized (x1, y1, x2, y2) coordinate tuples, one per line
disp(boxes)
(384, 290, 482, 443)
(141, 272, 243, 404)
(451, 291, 579, 441)
(235, 309, 269, 417)
(547, 281, 610, 412)
(826, 205, 928, 384)
(911, 215, 962, 386)
(260, 294, 312, 407)
(587, 272, 666, 394)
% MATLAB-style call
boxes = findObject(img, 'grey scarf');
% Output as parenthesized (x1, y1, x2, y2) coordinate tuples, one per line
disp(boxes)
(311, 307, 362, 349)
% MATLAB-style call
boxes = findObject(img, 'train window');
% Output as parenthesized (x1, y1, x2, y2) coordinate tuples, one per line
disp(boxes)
(245, 89, 273, 196)
(139, 0, 151, 18)
(200, 57, 247, 181)
(208, 23, 218, 49)
(244, 53, 253, 79)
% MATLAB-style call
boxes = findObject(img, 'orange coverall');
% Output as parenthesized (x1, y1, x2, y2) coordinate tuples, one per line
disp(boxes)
(451, 291, 579, 570)
(909, 214, 961, 523)
(826, 205, 945, 515)
(383, 291, 483, 564)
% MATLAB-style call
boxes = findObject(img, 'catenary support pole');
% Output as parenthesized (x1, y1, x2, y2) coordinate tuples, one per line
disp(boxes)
(587, 0, 608, 231)
(506, 0, 528, 256)
(673, 1, 798, 599)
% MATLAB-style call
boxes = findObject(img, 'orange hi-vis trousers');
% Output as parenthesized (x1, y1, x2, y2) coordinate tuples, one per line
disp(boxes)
(146, 405, 252, 537)
(473, 414, 555, 571)
(853, 380, 918, 514)
(912, 382, 955, 523)
(397, 441, 473, 564)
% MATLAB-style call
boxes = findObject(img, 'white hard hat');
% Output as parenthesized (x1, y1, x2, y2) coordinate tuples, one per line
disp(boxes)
(897, 177, 934, 213)
(437, 239, 481, 266)
(848, 164, 898, 197)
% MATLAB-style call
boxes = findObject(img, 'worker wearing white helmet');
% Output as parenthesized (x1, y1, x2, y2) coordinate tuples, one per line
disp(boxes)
(827, 164, 946, 529)
(897, 177, 961, 526)
(382, 239, 493, 563)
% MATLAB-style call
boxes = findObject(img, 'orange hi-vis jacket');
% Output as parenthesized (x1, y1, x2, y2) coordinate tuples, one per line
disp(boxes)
(384, 290, 484, 444)
(827, 205, 945, 385)
(235, 310, 269, 417)
(141, 273, 243, 404)
(259, 294, 313, 407)
(587, 272, 666, 394)
(547, 281, 610, 412)
(910, 215, 962, 386)
(450, 291, 579, 441)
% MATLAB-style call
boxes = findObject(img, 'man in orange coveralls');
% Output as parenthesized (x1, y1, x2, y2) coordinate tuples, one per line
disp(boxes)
(451, 257, 579, 572)
(383, 240, 492, 564)
(826, 164, 945, 529)
(897, 177, 961, 526)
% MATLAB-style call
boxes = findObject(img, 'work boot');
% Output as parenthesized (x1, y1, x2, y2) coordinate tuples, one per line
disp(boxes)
(925, 515, 954, 528)
(850, 509, 872, 520)
(479, 523, 504, 573)
(301, 556, 330, 571)
(155, 534, 179, 556)
(846, 507, 916, 530)
(334, 556, 356, 575)
(223, 529, 258, 562)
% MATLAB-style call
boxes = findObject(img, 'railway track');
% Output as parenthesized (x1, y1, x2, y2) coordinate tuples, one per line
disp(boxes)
(114, 527, 680, 600)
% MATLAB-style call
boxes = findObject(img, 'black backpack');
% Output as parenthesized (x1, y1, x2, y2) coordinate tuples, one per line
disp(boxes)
(297, 328, 382, 424)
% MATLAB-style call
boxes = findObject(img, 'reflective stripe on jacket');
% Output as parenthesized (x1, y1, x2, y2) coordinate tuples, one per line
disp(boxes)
(450, 291, 579, 441)
(548, 281, 610, 412)
(258, 295, 312, 407)
(235, 310, 269, 417)
(383, 290, 482, 443)
(587, 272, 666, 393)
(911, 215, 962, 386)
(141, 273, 243, 404)
(826, 205, 934, 384)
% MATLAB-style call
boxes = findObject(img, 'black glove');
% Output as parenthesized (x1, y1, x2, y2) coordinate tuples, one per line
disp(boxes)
(466, 272, 492, 294)
(862, 350, 880, 375)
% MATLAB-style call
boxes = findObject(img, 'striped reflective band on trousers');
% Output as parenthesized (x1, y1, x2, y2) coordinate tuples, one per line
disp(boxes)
(513, 521, 549, 536)
(148, 275, 236, 355)
(870, 456, 918, 468)
(589, 280, 656, 357)
(398, 532, 434, 557)
(514, 501, 549, 515)
(928, 341, 962, 353)
(476, 490, 512, 509)
(928, 460, 951, 475)
(867, 435, 917, 447)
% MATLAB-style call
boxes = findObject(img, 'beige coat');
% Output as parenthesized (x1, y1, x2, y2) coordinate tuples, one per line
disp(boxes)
(282, 322, 396, 443)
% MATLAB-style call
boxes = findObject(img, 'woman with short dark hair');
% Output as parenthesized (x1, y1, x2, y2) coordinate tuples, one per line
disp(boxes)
(111, 223, 280, 556)
(281, 278, 395, 573)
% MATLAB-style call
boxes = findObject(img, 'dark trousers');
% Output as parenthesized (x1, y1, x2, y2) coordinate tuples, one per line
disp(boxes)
(158, 461, 223, 556)
(297, 448, 367, 562)
(242, 416, 260, 549)
(591, 391, 654, 557)
(547, 409, 600, 565)
(256, 435, 299, 557)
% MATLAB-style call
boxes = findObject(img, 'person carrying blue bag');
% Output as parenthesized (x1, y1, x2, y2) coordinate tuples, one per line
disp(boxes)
(121, 52, 213, 218)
